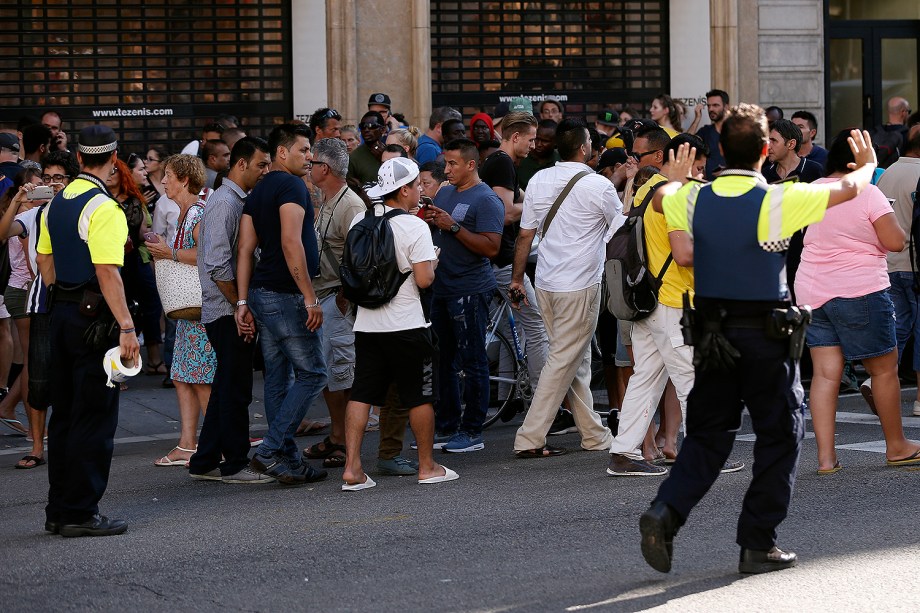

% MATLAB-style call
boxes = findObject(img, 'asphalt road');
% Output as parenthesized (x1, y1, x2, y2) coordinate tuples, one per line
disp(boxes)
(1, 374, 919, 612)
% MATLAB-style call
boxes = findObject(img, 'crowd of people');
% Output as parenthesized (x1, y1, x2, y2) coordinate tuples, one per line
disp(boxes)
(0, 91, 918, 573)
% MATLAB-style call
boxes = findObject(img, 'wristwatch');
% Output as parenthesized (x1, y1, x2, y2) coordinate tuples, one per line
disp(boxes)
(449, 222, 461, 234)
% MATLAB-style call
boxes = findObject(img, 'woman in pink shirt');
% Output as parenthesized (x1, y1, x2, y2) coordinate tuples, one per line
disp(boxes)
(795, 130, 920, 473)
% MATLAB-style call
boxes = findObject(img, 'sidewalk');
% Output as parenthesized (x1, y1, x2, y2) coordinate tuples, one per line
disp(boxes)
(0, 370, 291, 456)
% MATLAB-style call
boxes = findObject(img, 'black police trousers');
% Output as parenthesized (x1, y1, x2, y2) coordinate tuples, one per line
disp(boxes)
(46, 302, 120, 525)
(188, 315, 254, 477)
(653, 326, 805, 551)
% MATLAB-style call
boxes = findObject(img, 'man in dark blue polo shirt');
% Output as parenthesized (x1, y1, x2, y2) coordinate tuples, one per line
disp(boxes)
(236, 123, 328, 486)
(424, 138, 505, 452)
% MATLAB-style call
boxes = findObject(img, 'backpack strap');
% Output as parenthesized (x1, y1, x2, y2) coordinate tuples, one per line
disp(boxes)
(542, 170, 591, 237)
(910, 176, 920, 293)
(632, 179, 668, 217)
(639, 180, 673, 282)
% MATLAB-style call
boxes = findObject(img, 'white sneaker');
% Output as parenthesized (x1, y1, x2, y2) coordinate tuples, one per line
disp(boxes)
(913, 400, 920, 417)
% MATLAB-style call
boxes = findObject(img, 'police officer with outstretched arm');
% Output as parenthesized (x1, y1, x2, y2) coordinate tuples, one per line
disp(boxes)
(36, 125, 139, 537)
(639, 104, 878, 574)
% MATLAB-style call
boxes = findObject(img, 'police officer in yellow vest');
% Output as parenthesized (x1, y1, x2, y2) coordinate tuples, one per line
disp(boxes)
(638, 105, 878, 574)
(36, 125, 139, 538)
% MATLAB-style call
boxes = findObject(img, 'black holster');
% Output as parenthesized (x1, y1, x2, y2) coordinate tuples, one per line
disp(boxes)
(683, 293, 742, 373)
(765, 305, 812, 360)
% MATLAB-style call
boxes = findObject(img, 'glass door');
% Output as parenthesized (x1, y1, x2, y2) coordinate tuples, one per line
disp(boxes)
(827, 18, 920, 140)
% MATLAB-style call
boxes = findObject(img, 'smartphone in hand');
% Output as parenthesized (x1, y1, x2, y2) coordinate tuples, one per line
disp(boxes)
(417, 195, 434, 219)
(143, 231, 159, 243)
(27, 185, 54, 200)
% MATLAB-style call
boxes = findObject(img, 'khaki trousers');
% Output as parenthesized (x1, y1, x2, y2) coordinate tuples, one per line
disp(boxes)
(514, 284, 612, 451)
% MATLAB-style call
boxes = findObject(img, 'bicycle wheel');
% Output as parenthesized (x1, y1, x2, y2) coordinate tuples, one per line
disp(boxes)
(483, 330, 520, 428)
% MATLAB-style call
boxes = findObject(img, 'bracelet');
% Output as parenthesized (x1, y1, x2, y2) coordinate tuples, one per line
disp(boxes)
(172, 248, 178, 262)
(236, 299, 248, 307)
(120, 327, 135, 334)
(305, 298, 320, 309)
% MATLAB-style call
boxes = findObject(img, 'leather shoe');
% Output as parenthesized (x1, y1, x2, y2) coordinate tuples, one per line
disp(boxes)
(59, 514, 128, 538)
(639, 501, 681, 573)
(44, 520, 60, 534)
(738, 546, 797, 574)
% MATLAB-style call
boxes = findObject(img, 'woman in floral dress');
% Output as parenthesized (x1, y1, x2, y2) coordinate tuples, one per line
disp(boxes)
(145, 154, 217, 466)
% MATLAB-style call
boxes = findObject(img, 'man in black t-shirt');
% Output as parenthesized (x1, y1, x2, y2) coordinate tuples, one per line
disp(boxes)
(236, 123, 329, 486)
(480, 112, 550, 395)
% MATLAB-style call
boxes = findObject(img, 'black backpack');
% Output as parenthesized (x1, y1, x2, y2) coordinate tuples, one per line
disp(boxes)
(340, 207, 411, 309)
(604, 180, 670, 321)
(871, 125, 907, 169)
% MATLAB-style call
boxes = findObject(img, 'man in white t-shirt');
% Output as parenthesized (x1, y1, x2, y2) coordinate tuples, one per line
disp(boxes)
(341, 157, 459, 491)
(509, 118, 623, 457)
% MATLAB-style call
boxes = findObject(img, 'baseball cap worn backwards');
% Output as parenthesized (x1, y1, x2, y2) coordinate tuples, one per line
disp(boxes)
(366, 157, 419, 198)
(0, 132, 20, 153)
(510, 97, 533, 114)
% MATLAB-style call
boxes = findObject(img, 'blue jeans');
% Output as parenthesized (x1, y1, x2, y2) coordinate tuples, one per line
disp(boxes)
(431, 291, 491, 436)
(889, 272, 920, 370)
(249, 288, 328, 465)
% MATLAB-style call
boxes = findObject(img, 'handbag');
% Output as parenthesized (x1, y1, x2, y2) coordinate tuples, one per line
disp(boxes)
(155, 258, 202, 320)
(154, 205, 203, 320)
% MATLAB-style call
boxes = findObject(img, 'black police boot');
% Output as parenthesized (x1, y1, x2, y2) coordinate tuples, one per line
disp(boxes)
(44, 520, 60, 534)
(59, 514, 128, 538)
(738, 546, 797, 574)
(639, 501, 681, 573)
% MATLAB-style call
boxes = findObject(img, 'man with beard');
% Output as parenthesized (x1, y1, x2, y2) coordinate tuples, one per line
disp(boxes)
(694, 89, 729, 179)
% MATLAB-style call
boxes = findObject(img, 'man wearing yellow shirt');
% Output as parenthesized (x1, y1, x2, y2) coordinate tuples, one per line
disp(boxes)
(638, 104, 878, 575)
(36, 125, 138, 538)
(607, 133, 706, 476)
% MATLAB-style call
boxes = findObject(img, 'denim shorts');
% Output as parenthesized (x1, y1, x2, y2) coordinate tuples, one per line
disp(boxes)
(806, 289, 897, 361)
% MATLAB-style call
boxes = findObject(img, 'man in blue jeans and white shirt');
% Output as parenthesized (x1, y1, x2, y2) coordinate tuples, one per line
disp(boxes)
(236, 123, 329, 484)
(425, 138, 505, 452)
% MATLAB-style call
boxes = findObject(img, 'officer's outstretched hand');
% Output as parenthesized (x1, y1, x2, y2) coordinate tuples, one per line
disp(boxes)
(665, 143, 696, 185)
(120, 331, 140, 365)
(847, 129, 877, 169)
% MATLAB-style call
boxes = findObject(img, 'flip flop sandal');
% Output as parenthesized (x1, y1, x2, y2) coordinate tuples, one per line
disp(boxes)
(295, 420, 328, 437)
(515, 445, 567, 458)
(886, 448, 920, 467)
(817, 461, 842, 475)
(144, 361, 168, 376)
(0, 418, 28, 436)
(154, 446, 197, 467)
(418, 466, 460, 484)
(14, 455, 46, 469)
(322, 450, 346, 469)
(303, 436, 345, 459)
(341, 474, 376, 491)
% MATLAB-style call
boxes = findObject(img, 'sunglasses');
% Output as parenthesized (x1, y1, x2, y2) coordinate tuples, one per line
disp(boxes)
(127, 153, 142, 167)
(359, 122, 383, 131)
(317, 109, 341, 121)
(630, 149, 662, 162)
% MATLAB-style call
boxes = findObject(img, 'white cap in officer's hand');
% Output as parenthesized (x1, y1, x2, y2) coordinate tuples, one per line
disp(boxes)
(103, 346, 143, 388)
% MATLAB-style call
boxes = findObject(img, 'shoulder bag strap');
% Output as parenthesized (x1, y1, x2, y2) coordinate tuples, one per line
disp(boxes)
(542, 170, 591, 237)
(634, 180, 668, 216)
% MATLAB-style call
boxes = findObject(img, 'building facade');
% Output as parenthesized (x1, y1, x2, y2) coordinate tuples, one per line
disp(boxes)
(1, 1, 916, 149)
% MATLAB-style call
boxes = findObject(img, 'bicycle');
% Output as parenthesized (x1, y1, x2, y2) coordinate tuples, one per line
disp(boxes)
(481, 291, 533, 428)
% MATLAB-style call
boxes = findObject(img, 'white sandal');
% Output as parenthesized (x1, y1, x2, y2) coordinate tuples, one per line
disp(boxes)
(154, 446, 196, 467)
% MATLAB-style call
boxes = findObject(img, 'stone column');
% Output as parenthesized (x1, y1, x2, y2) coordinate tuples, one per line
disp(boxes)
(756, 0, 824, 138)
(710, 0, 739, 101)
(326, 0, 359, 125)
